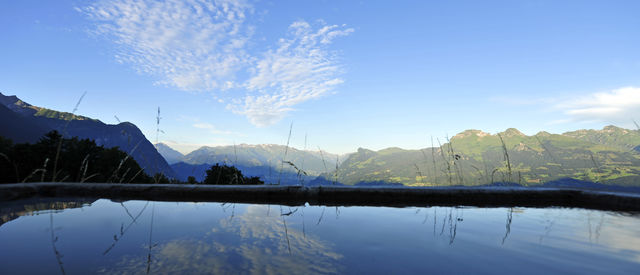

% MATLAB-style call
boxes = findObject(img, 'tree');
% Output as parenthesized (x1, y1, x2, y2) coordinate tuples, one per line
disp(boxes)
(0, 131, 156, 183)
(187, 176, 198, 184)
(202, 163, 264, 185)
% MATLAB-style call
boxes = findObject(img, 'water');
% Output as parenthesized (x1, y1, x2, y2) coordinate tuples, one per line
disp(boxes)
(1, 199, 639, 274)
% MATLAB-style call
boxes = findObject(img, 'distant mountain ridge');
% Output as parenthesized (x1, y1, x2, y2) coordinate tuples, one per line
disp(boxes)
(563, 125, 640, 152)
(155, 143, 185, 164)
(158, 143, 343, 184)
(181, 144, 342, 176)
(317, 126, 640, 186)
(160, 125, 640, 187)
(0, 92, 176, 178)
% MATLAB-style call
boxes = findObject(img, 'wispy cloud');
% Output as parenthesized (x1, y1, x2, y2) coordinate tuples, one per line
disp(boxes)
(80, 0, 253, 91)
(80, 1, 353, 127)
(229, 21, 353, 126)
(193, 122, 244, 136)
(557, 86, 640, 124)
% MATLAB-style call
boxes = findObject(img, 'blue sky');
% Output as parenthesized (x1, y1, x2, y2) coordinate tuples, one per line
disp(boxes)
(2, 0, 640, 154)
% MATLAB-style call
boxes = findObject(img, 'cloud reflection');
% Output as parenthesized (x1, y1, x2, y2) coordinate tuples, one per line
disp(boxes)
(100, 205, 343, 274)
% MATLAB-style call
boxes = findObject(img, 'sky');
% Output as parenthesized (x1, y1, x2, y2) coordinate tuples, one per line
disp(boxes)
(1, 0, 640, 154)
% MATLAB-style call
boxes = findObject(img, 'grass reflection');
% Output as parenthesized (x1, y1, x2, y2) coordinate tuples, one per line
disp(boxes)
(100, 205, 344, 274)
(103, 201, 150, 255)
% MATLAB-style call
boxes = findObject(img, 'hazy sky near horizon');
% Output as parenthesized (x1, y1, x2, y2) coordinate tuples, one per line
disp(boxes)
(2, 0, 640, 154)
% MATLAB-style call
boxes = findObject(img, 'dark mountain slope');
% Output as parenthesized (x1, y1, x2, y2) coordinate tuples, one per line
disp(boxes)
(0, 103, 51, 143)
(0, 92, 175, 178)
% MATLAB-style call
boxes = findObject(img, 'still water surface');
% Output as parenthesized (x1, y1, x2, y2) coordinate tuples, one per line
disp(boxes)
(1, 199, 639, 274)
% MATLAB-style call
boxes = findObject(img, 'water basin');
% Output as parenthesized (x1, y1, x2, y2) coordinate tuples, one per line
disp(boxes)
(1, 198, 639, 274)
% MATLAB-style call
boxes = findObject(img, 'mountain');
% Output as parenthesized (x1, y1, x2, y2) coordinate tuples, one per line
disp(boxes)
(318, 127, 640, 186)
(182, 144, 342, 177)
(171, 161, 316, 185)
(0, 103, 51, 143)
(170, 162, 211, 182)
(168, 144, 344, 185)
(155, 142, 185, 164)
(0, 92, 176, 178)
(563, 125, 640, 152)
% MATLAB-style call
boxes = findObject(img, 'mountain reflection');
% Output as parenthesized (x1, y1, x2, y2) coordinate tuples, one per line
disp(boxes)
(0, 198, 93, 228)
(100, 205, 343, 274)
(2, 200, 640, 274)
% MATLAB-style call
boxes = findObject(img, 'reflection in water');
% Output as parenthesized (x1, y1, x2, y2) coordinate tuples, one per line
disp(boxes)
(502, 207, 514, 245)
(316, 206, 326, 225)
(100, 205, 343, 274)
(539, 218, 555, 245)
(0, 198, 91, 227)
(103, 201, 149, 255)
(145, 203, 156, 275)
(280, 205, 292, 255)
(595, 213, 604, 243)
(426, 207, 464, 245)
(2, 200, 640, 274)
(49, 213, 65, 275)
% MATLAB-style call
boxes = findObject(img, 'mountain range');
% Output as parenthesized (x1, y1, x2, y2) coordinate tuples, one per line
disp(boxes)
(4, 91, 640, 187)
(0, 92, 176, 178)
(312, 127, 640, 186)
(160, 143, 342, 184)
(156, 125, 640, 187)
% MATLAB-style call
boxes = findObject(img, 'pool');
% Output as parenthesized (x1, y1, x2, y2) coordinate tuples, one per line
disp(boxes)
(1, 198, 639, 274)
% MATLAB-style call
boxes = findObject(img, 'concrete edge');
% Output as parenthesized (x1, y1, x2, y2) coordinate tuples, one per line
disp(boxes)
(1, 183, 639, 211)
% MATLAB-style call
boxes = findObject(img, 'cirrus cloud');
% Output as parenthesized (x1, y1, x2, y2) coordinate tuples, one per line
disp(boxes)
(80, 0, 253, 91)
(79, 1, 353, 126)
(229, 21, 354, 126)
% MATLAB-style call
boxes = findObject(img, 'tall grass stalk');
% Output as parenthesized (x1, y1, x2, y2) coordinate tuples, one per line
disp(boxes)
(300, 132, 308, 186)
(470, 164, 485, 184)
(284, 161, 307, 185)
(419, 149, 430, 184)
(589, 152, 601, 183)
(430, 136, 438, 186)
(52, 91, 86, 182)
(278, 122, 293, 185)
(446, 135, 464, 185)
(22, 158, 48, 183)
(318, 146, 329, 173)
(334, 155, 339, 185)
(414, 163, 425, 184)
(0, 152, 19, 182)
(233, 142, 238, 166)
(497, 133, 512, 183)
(535, 135, 558, 164)
(437, 138, 452, 186)
(152, 107, 165, 183)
